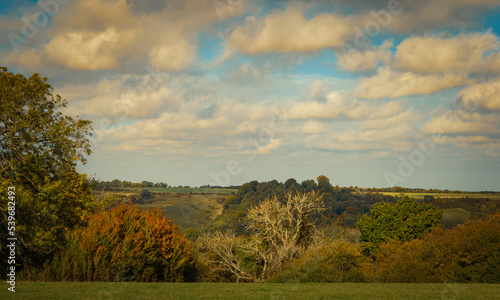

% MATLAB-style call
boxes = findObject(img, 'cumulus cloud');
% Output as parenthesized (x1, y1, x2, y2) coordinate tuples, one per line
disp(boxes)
(337, 40, 392, 72)
(394, 32, 500, 74)
(4, 48, 41, 69)
(149, 40, 196, 71)
(354, 67, 471, 99)
(458, 79, 500, 111)
(301, 121, 325, 134)
(363, 110, 419, 130)
(14, 0, 244, 71)
(44, 28, 133, 70)
(228, 7, 354, 54)
(308, 123, 415, 152)
(65, 76, 172, 119)
(423, 113, 500, 135)
(286, 89, 408, 120)
(255, 138, 282, 154)
(285, 91, 344, 119)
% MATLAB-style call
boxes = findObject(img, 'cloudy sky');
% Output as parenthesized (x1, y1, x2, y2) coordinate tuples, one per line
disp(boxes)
(2, 0, 500, 190)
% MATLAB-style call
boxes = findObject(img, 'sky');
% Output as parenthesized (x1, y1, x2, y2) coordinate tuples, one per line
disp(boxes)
(1, 0, 500, 191)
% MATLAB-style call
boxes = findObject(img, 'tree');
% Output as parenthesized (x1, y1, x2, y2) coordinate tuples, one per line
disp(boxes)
(0, 67, 95, 272)
(284, 178, 297, 189)
(356, 196, 442, 253)
(372, 213, 500, 283)
(140, 189, 152, 199)
(43, 203, 196, 282)
(202, 192, 324, 282)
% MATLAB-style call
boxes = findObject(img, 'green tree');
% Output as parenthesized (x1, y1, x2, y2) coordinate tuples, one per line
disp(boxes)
(0, 67, 95, 272)
(140, 189, 152, 199)
(356, 196, 442, 252)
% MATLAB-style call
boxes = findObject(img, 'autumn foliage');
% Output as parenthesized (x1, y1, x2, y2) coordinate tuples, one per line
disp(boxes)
(43, 203, 195, 282)
(370, 213, 500, 283)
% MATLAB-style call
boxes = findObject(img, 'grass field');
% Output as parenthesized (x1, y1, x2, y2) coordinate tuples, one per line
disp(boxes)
(1, 282, 499, 299)
(126, 187, 238, 194)
(442, 208, 470, 229)
(381, 192, 500, 199)
(92, 187, 229, 230)
(135, 192, 225, 230)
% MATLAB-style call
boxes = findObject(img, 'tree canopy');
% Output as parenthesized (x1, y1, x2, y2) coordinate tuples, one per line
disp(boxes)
(356, 196, 442, 248)
(0, 67, 95, 270)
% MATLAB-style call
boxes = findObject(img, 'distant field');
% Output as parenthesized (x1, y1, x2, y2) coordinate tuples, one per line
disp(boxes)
(2, 282, 499, 299)
(135, 192, 225, 230)
(381, 192, 500, 199)
(126, 187, 238, 194)
(442, 208, 470, 228)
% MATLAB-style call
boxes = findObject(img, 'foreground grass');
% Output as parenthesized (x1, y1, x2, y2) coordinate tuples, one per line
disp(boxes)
(1, 282, 499, 299)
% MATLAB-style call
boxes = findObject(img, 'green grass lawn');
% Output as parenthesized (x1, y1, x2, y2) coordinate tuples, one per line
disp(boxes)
(126, 187, 238, 194)
(1, 282, 499, 299)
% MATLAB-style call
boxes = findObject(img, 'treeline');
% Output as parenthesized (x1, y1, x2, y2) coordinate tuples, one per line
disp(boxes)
(204, 176, 500, 235)
(360, 186, 500, 194)
(93, 179, 240, 191)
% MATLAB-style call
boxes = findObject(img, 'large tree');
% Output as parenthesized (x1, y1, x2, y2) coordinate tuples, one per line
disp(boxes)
(356, 196, 442, 254)
(0, 67, 95, 271)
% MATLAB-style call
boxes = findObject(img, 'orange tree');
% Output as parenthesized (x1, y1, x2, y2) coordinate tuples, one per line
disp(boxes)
(0, 67, 95, 274)
(44, 203, 196, 282)
(373, 213, 500, 283)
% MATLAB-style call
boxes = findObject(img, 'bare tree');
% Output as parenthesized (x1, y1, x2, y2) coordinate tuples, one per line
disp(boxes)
(200, 230, 257, 282)
(201, 192, 324, 282)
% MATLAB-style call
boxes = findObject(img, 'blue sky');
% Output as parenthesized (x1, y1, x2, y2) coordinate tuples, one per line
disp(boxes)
(1, 0, 500, 191)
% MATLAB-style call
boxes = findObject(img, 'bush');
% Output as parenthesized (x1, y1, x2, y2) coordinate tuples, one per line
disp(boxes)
(41, 203, 195, 282)
(373, 214, 500, 283)
(140, 189, 152, 199)
(267, 241, 367, 283)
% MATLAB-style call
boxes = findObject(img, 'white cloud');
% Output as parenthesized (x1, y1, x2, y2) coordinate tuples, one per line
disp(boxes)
(149, 40, 196, 71)
(284, 91, 344, 119)
(337, 40, 392, 72)
(255, 138, 282, 154)
(363, 110, 419, 129)
(354, 67, 471, 99)
(228, 7, 353, 54)
(19, 0, 242, 71)
(301, 121, 325, 134)
(65, 75, 172, 119)
(423, 113, 500, 135)
(4, 48, 41, 69)
(394, 32, 500, 74)
(44, 28, 131, 70)
(458, 79, 500, 111)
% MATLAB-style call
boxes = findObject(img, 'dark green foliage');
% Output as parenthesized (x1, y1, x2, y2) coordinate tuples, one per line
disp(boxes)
(356, 196, 442, 248)
(206, 176, 398, 234)
(0, 67, 95, 275)
(140, 189, 152, 199)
